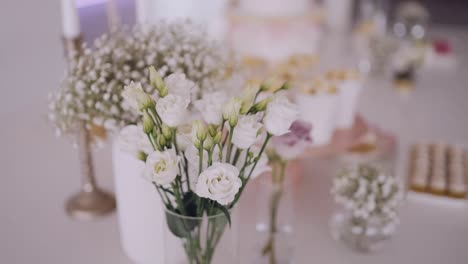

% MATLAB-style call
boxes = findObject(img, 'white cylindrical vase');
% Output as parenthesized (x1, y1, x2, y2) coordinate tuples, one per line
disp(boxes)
(324, 0, 354, 32)
(336, 80, 363, 129)
(113, 137, 164, 264)
(296, 93, 339, 146)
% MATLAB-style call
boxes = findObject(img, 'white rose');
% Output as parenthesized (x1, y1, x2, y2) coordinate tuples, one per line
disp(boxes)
(195, 162, 242, 205)
(232, 115, 262, 149)
(194, 91, 227, 125)
(118, 125, 154, 157)
(164, 73, 198, 103)
(264, 97, 298, 136)
(156, 94, 189, 127)
(122, 82, 154, 111)
(144, 150, 180, 185)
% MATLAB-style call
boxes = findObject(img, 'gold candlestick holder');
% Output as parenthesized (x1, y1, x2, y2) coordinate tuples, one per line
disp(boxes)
(63, 36, 116, 220)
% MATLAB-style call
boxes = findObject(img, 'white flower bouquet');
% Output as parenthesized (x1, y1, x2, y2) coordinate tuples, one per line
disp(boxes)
(331, 163, 403, 251)
(49, 21, 235, 137)
(122, 66, 298, 263)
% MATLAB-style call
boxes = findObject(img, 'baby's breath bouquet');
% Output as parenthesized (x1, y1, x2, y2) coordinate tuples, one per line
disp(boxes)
(49, 21, 235, 137)
(121, 66, 298, 264)
(331, 164, 403, 252)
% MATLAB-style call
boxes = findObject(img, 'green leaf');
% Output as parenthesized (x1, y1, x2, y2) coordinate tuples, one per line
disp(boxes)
(214, 203, 231, 227)
(165, 209, 200, 238)
(182, 191, 198, 217)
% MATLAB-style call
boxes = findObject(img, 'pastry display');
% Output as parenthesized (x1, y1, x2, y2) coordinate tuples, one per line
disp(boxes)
(408, 143, 467, 199)
(229, 11, 322, 63)
(448, 147, 466, 198)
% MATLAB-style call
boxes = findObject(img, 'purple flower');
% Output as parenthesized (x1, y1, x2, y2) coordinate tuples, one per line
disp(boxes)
(272, 120, 313, 160)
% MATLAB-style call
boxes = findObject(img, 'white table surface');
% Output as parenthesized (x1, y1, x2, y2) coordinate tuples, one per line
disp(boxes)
(1, 2, 468, 264)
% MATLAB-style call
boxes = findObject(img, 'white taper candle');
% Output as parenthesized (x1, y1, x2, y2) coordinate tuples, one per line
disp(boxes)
(135, 0, 151, 25)
(61, 0, 81, 38)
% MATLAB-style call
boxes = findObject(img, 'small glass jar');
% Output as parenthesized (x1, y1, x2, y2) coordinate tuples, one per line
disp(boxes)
(330, 209, 396, 252)
(164, 208, 239, 264)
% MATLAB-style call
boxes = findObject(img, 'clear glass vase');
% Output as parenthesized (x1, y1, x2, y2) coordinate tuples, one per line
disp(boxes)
(255, 163, 294, 264)
(164, 208, 239, 264)
(330, 209, 396, 252)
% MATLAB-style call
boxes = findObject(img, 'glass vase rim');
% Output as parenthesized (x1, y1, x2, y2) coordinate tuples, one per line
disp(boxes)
(164, 206, 235, 220)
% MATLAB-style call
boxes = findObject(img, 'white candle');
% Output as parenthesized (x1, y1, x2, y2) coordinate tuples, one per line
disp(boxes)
(61, 0, 81, 38)
(136, 0, 151, 25)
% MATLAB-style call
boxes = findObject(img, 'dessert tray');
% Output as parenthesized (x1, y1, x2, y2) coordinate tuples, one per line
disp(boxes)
(407, 143, 467, 208)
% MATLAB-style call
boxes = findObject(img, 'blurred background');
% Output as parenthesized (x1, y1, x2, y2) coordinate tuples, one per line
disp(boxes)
(1, 0, 467, 263)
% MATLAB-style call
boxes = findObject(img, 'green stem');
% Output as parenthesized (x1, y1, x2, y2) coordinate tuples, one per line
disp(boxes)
(226, 126, 234, 162)
(232, 148, 242, 166)
(172, 182, 186, 215)
(208, 147, 214, 167)
(247, 134, 272, 178)
(152, 182, 169, 207)
(198, 145, 204, 175)
(230, 134, 272, 208)
(262, 161, 287, 264)
(146, 133, 158, 151)
(149, 108, 163, 130)
(218, 143, 223, 161)
(183, 156, 191, 191)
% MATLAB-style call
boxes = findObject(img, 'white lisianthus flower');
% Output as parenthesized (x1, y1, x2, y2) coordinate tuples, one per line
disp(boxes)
(222, 98, 242, 122)
(194, 91, 228, 125)
(185, 145, 221, 185)
(156, 94, 189, 127)
(195, 162, 242, 205)
(144, 150, 180, 185)
(232, 115, 262, 149)
(118, 125, 154, 157)
(264, 97, 298, 136)
(176, 124, 193, 151)
(122, 82, 155, 111)
(164, 73, 198, 103)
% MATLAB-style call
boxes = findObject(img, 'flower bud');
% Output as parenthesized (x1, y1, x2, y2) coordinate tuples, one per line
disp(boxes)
(193, 138, 202, 149)
(162, 124, 172, 140)
(275, 82, 291, 92)
(252, 97, 272, 112)
(122, 82, 156, 111)
(143, 112, 154, 134)
(208, 124, 217, 138)
(256, 127, 264, 137)
(240, 85, 259, 114)
(149, 66, 168, 97)
(137, 151, 148, 162)
(203, 136, 214, 151)
(159, 135, 166, 147)
(229, 114, 238, 127)
(222, 98, 241, 121)
(193, 120, 208, 143)
(259, 81, 270, 92)
(213, 131, 222, 144)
